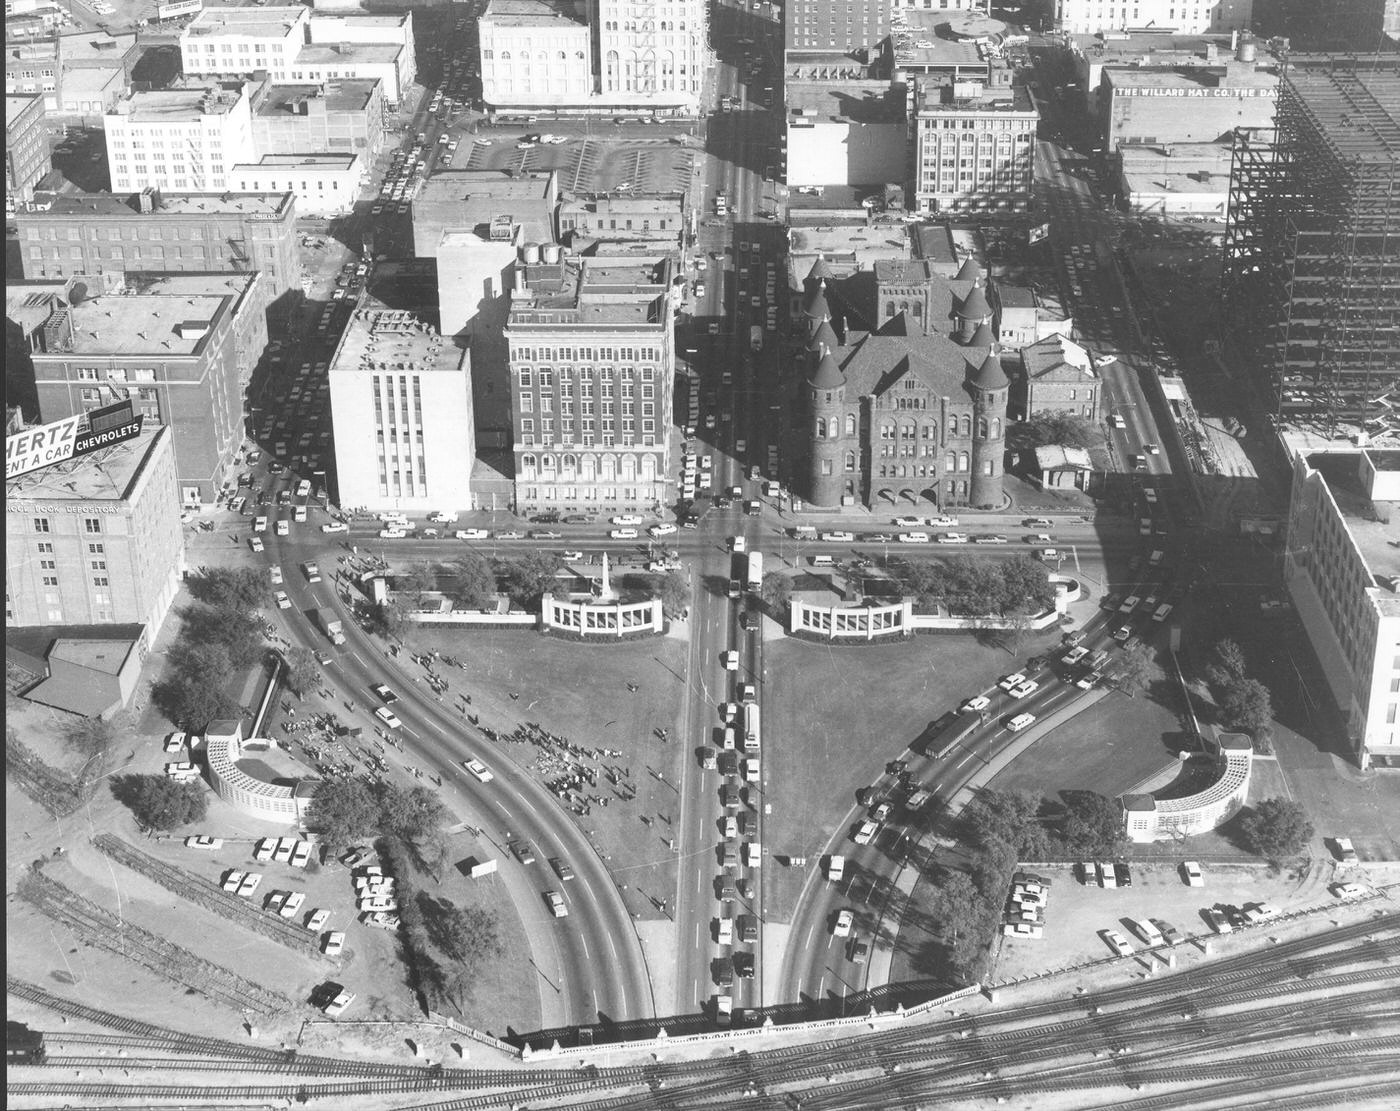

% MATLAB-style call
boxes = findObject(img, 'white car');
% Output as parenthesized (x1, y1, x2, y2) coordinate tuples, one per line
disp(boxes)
(1182, 861, 1204, 887)
(998, 673, 1027, 692)
(611, 515, 643, 526)
(184, 835, 222, 850)
(833, 909, 854, 937)
(717, 916, 734, 945)
(648, 523, 679, 537)
(546, 890, 569, 918)
(379, 528, 408, 539)
(730, 535, 747, 552)
(164, 732, 187, 753)
(279, 891, 306, 919)
(960, 695, 991, 714)
(274, 590, 291, 609)
(463, 757, 493, 783)
(820, 531, 854, 543)
(719, 701, 739, 723)
(743, 758, 760, 783)
(222, 870, 246, 892)
(323, 931, 345, 956)
(321, 522, 349, 534)
(897, 532, 930, 544)
(1004, 922, 1045, 939)
(892, 516, 922, 527)
(253, 516, 268, 533)
(721, 650, 739, 670)
(295, 479, 312, 497)
(323, 990, 356, 1018)
(1006, 713, 1036, 732)
(609, 528, 639, 540)
(853, 820, 877, 846)
(935, 532, 968, 544)
(455, 528, 489, 540)
(927, 515, 960, 528)
(1132, 918, 1164, 945)
(269, 566, 283, 585)
(1102, 929, 1134, 957)
(238, 873, 263, 897)
(374, 707, 402, 729)
(1062, 646, 1089, 665)
(1007, 679, 1039, 699)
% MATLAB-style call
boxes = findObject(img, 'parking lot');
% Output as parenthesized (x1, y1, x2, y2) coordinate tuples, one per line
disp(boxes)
(459, 130, 700, 197)
(989, 859, 1375, 983)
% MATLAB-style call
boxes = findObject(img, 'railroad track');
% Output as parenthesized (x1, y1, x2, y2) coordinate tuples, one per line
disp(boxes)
(15, 871, 291, 1017)
(91, 833, 321, 956)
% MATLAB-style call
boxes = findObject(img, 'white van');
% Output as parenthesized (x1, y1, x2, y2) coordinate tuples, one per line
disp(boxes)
(826, 854, 845, 882)
(609, 528, 639, 539)
(810, 554, 835, 567)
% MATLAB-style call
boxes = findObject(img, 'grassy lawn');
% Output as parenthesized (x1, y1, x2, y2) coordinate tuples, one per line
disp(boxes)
(401, 627, 689, 921)
(760, 626, 1063, 923)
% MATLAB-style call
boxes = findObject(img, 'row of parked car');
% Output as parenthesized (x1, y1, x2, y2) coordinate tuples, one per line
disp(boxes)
(1003, 871, 1053, 940)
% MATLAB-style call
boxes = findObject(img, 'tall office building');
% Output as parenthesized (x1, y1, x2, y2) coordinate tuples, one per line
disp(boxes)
(913, 80, 1038, 215)
(1221, 56, 1400, 436)
(105, 79, 257, 196)
(1053, 0, 1252, 35)
(590, 0, 706, 110)
(508, 246, 678, 515)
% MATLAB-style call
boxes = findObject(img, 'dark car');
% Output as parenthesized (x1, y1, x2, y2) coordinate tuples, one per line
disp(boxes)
(1114, 862, 1133, 888)
(561, 514, 591, 524)
(738, 610, 753, 630)
(734, 951, 755, 978)
(508, 840, 536, 865)
(530, 512, 561, 524)
(712, 956, 735, 987)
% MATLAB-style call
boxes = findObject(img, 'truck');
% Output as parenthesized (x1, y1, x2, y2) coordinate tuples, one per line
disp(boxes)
(746, 551, 763, 590)
(743, 702, 760, 751)
(315, 607, 346, 646)
(750, 324, 763, 352)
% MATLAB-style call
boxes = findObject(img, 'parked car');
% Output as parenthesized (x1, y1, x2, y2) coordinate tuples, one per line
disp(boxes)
(1205, 906, 1233, 933)
(323, 931, 345, 956)
(1182, 861, 1204, 886)
(1102, 929, 1134, 957)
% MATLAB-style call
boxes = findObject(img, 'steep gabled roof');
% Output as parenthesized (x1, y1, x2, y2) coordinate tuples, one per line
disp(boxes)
(956, 283, 991, 320)
(971, 349, 1009, 390)
(809, 349, 846, 388)
(839, 333, 990, 400)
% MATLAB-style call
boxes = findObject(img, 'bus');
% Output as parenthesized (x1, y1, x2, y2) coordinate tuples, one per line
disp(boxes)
(746, 551, 763, 590)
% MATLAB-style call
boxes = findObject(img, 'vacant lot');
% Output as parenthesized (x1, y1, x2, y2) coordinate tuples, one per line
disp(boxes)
(464, 134, 697, 196)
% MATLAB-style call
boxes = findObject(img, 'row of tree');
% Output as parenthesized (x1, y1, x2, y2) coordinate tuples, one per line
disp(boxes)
(1204, 639, 1275, 745)
(898, 554, 1056, 618)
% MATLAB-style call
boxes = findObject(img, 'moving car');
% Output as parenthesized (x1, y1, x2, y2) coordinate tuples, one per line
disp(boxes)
(550, 857, 575, 882)
(374, 707, 402, 729)
(1005, 713, 1036, 732)
(372, 684, 399, 703)
(611, 515, 643, 525)
(456, 528, 489, 540)
(832, 909, 854, 937)
(1007, 679, 1039, 699)
(961, 695, 991, 713)
(509, 840, 536, 864)
(721, 650, 739, 670)
(545, 890, 569, 918)
(462, 757, 493, 783)
(609, 528, 639, 540)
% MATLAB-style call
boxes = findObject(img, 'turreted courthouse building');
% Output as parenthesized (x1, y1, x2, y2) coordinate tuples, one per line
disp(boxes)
(800, 256, 1008, 510)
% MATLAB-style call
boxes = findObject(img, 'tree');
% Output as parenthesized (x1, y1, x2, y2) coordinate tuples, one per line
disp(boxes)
(307, 779, 380, 849)
(401, 561, 438, 605)
(1238, 797, 1314, 861)
(62, 715, 117, 760)
(1113, 640, 1154, 698)
(655, 570, 690, 618)
(179, 603, 264, 670)
(1010, 411, 1097, 450)
(449, 551, 497, 609)
(1219, 676, 1273, 738)
(122, 774, 208, 831)
(500, 551, 563, 609)
(188, 567, 269, 611)
(377, 783, 448, 843)
(1056, 790, 1126, 857)
(282, 647, 320, 698)
(1206, 639, 1249, 688)
(962, 789, 1050, 859)
(438, 905, 503, 966)
(152, 671, 239, 731)
(759, 571, 791, 616)
(364, 598, 410, 641)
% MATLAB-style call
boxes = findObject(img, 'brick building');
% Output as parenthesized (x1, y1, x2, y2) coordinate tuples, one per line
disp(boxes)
(913, 81, 1038, 215)
(16, 271, 270, 504)
(250, 79, 385, 157)
(5, 93, 51, 201)
(1018, 333, 1100, 421)
(4, 424, 183, 634)
(13, 189, 299, 296)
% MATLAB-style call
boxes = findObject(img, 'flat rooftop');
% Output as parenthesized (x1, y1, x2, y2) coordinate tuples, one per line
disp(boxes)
(113, 82, 246, 120)
(1105, 65, 1279, 92)
(786, 80, 905, 125)
(19, 191, 293, 219)
(296, 43, 401, 66)
(5, 93, 42, 121)
(238, 153, 358, 169)
(919, 84, 1036, 114)
(257, 79, 381, 115)
(44, 272, 256, 357)
(481, 0, 587, 26)
(5, 425, 168, 502)
(560, 194, 685, 216)
(413, 170, 555, 246)
(1305, 452, 1400, 599)
(6, 281, 68, 337)
(183, 7, 306, 38)
(511, 257, 670, 325)
(58, 28, 137, 63)
(331, 307, 467, 377)
(1069, 31, 1234, 62)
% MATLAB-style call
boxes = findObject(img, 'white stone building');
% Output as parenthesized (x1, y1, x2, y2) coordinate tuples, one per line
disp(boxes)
(105, 79, 256, 196)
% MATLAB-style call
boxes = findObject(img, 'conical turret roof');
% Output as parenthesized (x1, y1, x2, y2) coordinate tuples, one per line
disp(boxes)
(806, 256, 834, 283)
(810, 349, 845, 389)
(969, 320, 996, 348)
(956, 283, 991, 320)
(802, 285, 830, 320)
(807, 318, 839, 354)
(954, 257, 982, 282)
(971, 349, 1008, 391)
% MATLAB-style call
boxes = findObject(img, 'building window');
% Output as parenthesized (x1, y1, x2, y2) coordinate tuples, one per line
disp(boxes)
(33, 518, 50, 533)
(83, 517, 102, 534)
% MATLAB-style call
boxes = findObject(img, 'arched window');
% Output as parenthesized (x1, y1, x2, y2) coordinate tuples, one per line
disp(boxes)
(945, 452, 956, 473)
(557, 51, 566, 60)
(991, 417, 1001, 438)
(621, 455, 637, 480)
(912, 302, 922, 319)
(562, 453, 577, 473)
(816, 418, 826, 438)
(581, 455, 596, 478)
(845, 414, 856, 435)
(947, 418, 957, 438)
(500, 51, 511, 60)
(958, 451, 969, 472)
(521, 453, 537, 475)
(960, 415, 972, 436)
(977, 417, 988, 438)
(601, 454, 617, 480)
(540, 453, 556, 472)
(640, 455, 656, 480)
(844, 450, 855, 471)
(885, 301, 896, 317)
